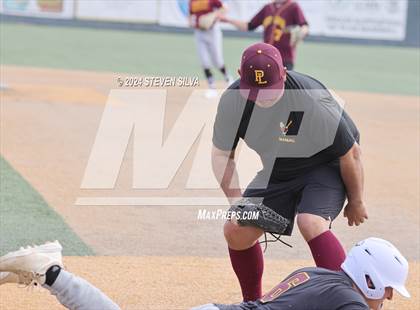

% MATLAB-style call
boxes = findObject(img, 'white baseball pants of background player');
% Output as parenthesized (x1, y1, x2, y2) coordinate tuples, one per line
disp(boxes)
(194, 23, 225, 73)
(194, 21, 232, 99)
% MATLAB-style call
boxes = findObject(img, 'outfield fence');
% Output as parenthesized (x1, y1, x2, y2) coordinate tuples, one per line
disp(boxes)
(1, 0, 419, 47)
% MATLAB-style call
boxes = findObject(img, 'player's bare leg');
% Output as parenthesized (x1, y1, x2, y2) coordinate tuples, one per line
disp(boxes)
(223, 221, 263, 250)
(297, 213, 329, 241)
(297, 213, 346, 271)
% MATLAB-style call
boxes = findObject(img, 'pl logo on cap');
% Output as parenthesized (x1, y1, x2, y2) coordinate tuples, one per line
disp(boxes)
(255, 70, 268, 85)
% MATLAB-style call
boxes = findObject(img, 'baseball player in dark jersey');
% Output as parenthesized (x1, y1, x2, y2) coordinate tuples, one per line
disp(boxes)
(193, 238, 410, 310)
(211, 42, 368, 301)
(189, 0, 233, 98)
(221, 0, 308, 70)
(0, 238, 409, 310)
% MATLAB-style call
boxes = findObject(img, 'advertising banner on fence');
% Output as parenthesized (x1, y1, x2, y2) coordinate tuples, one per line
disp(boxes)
(299, 0, 408, 41)
(3, 0, 406, 42)
(157, 0, 189, 27)
(157, 0, 267, 29)
(157, 0, 408, 41)
(76, 0, 158, 23)
(0, 0, 74, 19)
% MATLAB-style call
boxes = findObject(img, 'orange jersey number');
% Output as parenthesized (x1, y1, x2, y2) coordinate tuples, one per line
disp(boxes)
(263, 15, 286, 42)
(191, 0, 210, 14)
(260, 272, 310, 303)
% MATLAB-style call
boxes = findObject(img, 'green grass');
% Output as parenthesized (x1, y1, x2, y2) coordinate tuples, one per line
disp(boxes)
(297, 42, 420, 96)
(0, 22, 419, 95)
(0, 157, 93, 255)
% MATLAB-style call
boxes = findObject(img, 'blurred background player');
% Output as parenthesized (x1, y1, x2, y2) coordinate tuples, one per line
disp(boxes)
(221, 0, 309, 70)
(189, 0, 233, 98)
(0, 238, 410, 310)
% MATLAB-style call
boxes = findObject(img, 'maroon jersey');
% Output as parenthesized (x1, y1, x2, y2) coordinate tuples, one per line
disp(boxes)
(248, 0, 308, 65)
(189, 0, 223, 29)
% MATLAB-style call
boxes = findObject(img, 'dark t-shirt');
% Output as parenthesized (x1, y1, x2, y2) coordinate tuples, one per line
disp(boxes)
(248, 1, 308, 64)
(212, 71, 360, 182)
(215, 268, 369, 310)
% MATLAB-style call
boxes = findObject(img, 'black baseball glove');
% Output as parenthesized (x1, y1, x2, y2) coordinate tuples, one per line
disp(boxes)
(228, 198, 290, 235)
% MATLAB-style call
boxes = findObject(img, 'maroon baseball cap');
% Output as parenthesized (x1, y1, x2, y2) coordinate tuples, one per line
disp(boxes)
(239, 43, 286, 102)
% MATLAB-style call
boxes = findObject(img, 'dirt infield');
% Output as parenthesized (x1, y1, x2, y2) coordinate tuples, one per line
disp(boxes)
(1, 65, 419, 308)
(0, 257, 418, 310)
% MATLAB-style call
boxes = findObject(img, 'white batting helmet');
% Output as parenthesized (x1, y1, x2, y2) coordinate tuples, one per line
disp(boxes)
(341, 237, 410, 300)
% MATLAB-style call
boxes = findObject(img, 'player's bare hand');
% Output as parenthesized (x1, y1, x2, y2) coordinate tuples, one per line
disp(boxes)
(218, 14, 229, 23)
(344, 200, 368, 226)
